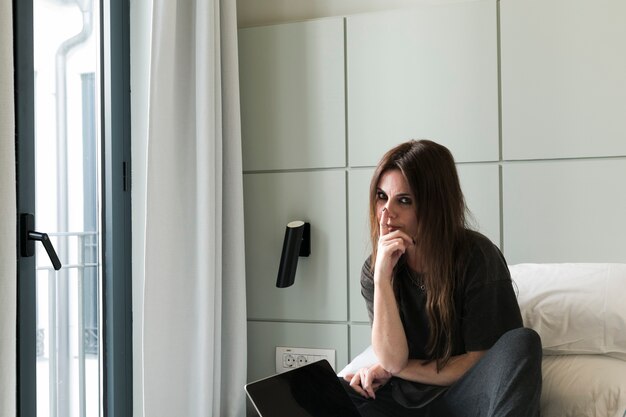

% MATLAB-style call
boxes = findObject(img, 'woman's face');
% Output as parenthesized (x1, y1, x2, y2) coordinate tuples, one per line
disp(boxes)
(375, 169, 418, 241)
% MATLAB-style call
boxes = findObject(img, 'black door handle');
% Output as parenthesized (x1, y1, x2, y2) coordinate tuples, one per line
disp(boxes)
(19, 213, 62, 271)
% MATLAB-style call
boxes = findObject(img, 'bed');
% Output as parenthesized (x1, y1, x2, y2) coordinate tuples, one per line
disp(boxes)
(339, 263, 626, 417)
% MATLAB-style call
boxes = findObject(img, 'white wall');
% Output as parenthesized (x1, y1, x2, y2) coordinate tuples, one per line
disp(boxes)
(238, 0, 626, 387)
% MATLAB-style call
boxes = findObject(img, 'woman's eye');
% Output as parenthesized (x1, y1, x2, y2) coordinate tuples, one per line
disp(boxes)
(399, 197, 412, 205)
(376, 192, 387, 200)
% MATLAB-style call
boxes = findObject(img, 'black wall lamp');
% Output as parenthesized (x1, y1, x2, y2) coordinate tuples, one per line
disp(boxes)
(276, 220, 310, 288)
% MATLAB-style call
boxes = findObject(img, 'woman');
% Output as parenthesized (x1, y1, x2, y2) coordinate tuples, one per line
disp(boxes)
(342, 140, 542, 417)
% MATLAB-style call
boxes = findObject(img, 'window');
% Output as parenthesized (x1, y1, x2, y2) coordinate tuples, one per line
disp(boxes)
(15, 1, 132, 416)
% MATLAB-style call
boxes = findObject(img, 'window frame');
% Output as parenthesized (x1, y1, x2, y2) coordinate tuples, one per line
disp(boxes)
(13, 0, 133, 415)
(101, 0, 133, 416)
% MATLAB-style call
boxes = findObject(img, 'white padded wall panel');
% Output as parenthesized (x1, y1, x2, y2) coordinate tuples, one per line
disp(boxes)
(503, 160, 626, 264)
(244, 171, 348, 321)
(348, 169, 374, 322)
(501, 0, 626, 160)
(350, 325, 372, 359)
(346, 1, 499, 167)
(239, 18, 346, 171)
(457, 164, 501, 247)
(247, 321, 349, 382)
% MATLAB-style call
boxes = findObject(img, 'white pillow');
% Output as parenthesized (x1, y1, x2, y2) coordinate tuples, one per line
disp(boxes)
(510, 263, 626, 360)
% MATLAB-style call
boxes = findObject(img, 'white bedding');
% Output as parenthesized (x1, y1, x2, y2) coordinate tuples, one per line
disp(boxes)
(339, 347, 626, 417)
(541, 354, 626, 417)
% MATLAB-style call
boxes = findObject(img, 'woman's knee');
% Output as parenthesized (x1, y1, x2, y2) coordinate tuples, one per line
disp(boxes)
(505, 327, 541, 355)
(492, 327, 543, 372)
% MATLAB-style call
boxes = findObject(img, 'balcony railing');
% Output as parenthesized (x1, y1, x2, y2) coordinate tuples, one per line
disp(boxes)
(36, 231, 99, 417)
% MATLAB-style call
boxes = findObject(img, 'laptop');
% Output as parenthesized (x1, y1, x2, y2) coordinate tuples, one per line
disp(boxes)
(245, 359, 361, 417)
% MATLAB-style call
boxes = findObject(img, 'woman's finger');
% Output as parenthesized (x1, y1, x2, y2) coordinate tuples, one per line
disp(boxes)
(349, 372, 368, 398)
(379, 207, 389, 236)
(375, 232, 412, 276)
(361, 368, 376, 399)
(359, 369, 370, 398)
(378, 229, 414, 248)
(379, 238, 408, 262)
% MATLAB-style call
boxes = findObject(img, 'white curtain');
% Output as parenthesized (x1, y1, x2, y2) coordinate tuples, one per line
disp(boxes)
(0, 0, 16, 416)
(142, 0, 247, 416)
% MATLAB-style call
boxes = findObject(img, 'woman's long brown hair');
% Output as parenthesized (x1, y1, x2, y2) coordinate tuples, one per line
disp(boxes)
(369, 140, 470, 370)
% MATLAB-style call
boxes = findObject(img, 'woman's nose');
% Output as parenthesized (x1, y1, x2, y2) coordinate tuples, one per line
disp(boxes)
(383, 201, 396, 218)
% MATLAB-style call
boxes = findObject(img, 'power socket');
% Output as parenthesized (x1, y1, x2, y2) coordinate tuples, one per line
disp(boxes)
(275, 346, 335, 374)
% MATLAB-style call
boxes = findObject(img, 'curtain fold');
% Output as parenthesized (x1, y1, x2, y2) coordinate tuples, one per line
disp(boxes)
(142, 0, 247, 416)
(0, 0, 17, 416)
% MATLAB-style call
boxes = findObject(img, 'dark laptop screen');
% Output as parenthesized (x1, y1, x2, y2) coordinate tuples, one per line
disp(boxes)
(245, 360, 361, 417)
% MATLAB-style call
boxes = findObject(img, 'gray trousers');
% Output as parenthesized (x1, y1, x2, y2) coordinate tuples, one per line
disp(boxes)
(342, 328, 542, 417)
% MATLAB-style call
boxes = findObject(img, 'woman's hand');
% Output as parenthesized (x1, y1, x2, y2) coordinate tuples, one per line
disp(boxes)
(343, 363, 392, 399)
(375, 208, 415, 282)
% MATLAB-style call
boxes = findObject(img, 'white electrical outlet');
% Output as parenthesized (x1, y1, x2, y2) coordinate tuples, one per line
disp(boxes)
(275, 347, 336, 374)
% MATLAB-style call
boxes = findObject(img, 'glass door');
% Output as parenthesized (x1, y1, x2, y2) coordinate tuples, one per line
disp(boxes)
(33, 1, 101, 416)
